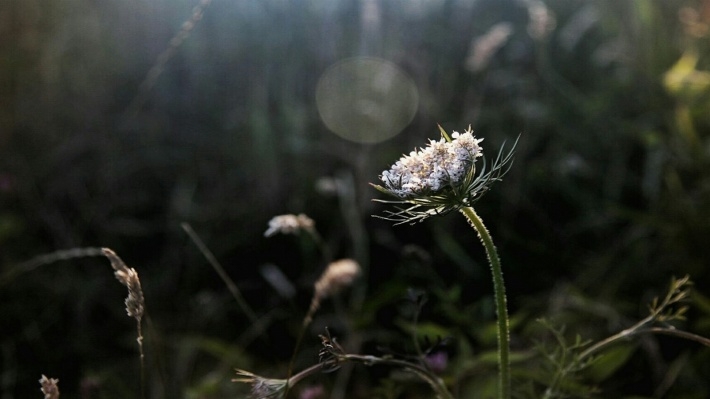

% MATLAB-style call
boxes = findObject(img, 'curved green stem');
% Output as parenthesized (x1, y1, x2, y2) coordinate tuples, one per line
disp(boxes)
(277, 354, 455, 399)
(460, 206, 511, 399)
(341, 354, 454, 399)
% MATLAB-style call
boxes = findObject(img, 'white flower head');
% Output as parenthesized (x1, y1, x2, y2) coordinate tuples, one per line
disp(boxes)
(264, 214, 315, 237)
(372, 125, 517, 224)
(380, 125, 483, 198)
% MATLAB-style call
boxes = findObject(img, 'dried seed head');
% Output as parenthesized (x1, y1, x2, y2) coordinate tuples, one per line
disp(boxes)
(314, 259, 361, 300)
(39, 375, 60, 399)
(303, 259, 360, 328)
(264, 214, 315, 237)
(233, 369, 287, 399)
(117, 267, 145, 320)
(102, 248, 145, 321)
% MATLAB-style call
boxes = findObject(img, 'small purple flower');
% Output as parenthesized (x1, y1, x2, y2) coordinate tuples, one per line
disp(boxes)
(299, 384, 325, 399)
(425, 351, 448, 374)
(0, 173, 14, 193)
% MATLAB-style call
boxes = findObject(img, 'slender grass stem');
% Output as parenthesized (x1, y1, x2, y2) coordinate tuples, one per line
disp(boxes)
(579, 275, 700, 361)
(460, 206, 510, 399)
(136, 319, 145, 399)
(578, 314, 653, 361)
(181, 223, 258, 324)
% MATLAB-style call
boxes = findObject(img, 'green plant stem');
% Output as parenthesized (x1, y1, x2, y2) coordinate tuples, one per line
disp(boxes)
(461, 206, 511, 399)
(579, 275, 700, 361)
(181, 223, 258, 323)
(284, 354, 455, 399)
(286, 363, 324, 389)
(341, 354, 454, 399)
(578, 314, 653, 361)
(579, 323, 710, 362)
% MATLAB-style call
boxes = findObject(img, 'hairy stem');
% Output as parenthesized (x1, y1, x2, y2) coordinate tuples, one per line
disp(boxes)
(461, 206, 511, 399)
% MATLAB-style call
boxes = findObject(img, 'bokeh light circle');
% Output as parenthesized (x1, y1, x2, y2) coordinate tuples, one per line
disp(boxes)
(316, 57, 419, 144)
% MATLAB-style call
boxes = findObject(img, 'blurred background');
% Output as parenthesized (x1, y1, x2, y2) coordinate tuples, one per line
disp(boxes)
(2, 0, 710, 398)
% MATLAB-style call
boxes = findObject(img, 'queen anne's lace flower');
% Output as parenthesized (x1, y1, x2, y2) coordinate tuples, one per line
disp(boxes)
(372, 125, 517, 224)
(380, 127, 483, 198)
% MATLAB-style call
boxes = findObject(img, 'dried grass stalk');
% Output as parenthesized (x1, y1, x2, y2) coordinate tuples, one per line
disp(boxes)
(305, 259, 361, 326)
(101, 248, 145, 322)
(101, 248, 146, 397)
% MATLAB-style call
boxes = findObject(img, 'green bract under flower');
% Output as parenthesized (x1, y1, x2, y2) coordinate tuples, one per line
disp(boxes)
(372, 125, 517, 224)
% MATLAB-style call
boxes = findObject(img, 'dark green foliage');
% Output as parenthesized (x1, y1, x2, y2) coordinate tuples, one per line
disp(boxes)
(1, 0, 709, 397)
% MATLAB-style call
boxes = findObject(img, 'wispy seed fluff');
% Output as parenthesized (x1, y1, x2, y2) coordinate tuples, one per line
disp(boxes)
(264, 213, 315, 237)
(233, 369, 287, 399)
(303, 259, 361, 327)
(380, 127, 483, 198)
(315, 259, 361, 300)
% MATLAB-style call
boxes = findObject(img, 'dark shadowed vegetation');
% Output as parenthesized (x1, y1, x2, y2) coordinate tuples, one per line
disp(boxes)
(1, 0, 710, 398)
